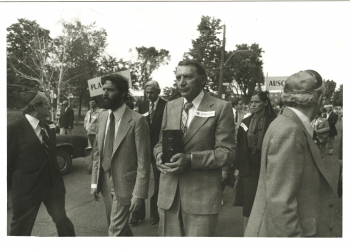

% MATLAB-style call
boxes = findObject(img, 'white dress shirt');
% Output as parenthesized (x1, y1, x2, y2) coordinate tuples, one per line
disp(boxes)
(104, 104, 126, 149)
(183, 90, 205, 128)
(25, 114, 45, 143)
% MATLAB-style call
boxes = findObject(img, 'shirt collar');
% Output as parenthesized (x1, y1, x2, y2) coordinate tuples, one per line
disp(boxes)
(183, 90, 204, 109)
(287, 107, 313, 137)
(109, 103, 126, 122)
(25, 114, 40, 130)
(150, 97, 160, 107)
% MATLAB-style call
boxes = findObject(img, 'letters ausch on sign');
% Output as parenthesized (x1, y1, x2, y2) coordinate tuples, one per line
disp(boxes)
(87, 69, 132, 97)
(265, 76, 288, 91)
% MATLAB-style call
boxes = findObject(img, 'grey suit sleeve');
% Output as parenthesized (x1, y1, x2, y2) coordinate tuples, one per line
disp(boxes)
(264, 125, 305, 236)
(191, 102, 235, 169)
(132, 116, 151, 199)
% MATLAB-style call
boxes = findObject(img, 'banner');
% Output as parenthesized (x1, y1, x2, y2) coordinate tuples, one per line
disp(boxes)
(265, 76, 288, 91)
(87, 69, 132, 97)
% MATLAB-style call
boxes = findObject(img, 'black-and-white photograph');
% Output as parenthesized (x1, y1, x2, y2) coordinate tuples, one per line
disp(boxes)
(2, 0, 347, 248)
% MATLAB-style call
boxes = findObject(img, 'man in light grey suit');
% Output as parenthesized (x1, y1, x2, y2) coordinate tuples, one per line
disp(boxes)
(90, 74, 151, 236)
(245, 70, 337, 237)
(154, 60, 235, 236)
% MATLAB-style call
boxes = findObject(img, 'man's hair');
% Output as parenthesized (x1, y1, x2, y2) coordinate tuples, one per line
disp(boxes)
(22, 101, 44, 115)
(282, 70, 324, 107)
(232, 97, 244, 106)
(144, 80, 160, 91)
(281, 87, 324, 107)
(102, 74, 129, 101)
(177, 59, 207, 84)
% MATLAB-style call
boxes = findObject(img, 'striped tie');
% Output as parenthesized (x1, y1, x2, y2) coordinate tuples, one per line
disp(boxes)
(39, 120, 50, 155)
(181, 102, 193, 135)
(149, 102, 154, 124)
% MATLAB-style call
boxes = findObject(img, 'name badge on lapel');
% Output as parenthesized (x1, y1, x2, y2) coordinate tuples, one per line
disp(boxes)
(240, 123, 248, 132)
(195, 111, 215, 118)
(142, 112, 149, 117)
(49, 124, 56, 129)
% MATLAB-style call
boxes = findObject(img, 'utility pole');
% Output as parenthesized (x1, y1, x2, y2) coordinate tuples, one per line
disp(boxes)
(218, 24, 226, 99)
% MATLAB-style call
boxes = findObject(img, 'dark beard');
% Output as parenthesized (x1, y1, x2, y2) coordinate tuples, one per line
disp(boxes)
(102, 97, 119, 110)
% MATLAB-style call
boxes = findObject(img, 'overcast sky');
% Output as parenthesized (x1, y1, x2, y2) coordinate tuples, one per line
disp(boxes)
(2, 1, 349, 94)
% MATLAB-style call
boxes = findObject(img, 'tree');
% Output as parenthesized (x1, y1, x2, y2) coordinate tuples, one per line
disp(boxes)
(163, 83, 181, 101)
(55, 20, 108, 116)
(323, 79, 337, 100)
(98, 55, 139, 90)
(183, 16, 222, 91)
(332, 84, 343, 106)
(227, 43, 265, 103)
(181, 16, 264, 102)
(7, 18, 55, 98)
(131, 46, 171, 90)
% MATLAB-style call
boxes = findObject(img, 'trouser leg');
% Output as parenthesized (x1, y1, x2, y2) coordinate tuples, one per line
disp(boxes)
(87, 134, 96, 171)
(150, 164, 160, 220)
(100, 168, 113, 226)
(43, 194, 75, 236)
(158, 187, 184, 236)
(109, 190, 133, 236)
(10, 202, 41, 236)
(181, 207, 218, 237)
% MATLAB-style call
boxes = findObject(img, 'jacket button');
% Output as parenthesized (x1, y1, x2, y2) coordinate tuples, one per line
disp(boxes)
(329, 227, 334, 232)
(329, 204, 334, 208)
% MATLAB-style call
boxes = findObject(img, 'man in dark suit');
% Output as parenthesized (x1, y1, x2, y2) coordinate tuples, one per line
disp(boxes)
(154, 60, 235, 236)
(325, 105, 338, 155)
(7, 91, 75, 236)
(130, 80, 166, 226)
(59, 100, 74, 135)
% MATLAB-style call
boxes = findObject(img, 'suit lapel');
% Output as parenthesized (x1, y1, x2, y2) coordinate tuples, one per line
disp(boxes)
(167, 98, 184, 130)
(183, 94, 213, 146)
(112, 107, 132, 156)
(283, 108, 333, 188)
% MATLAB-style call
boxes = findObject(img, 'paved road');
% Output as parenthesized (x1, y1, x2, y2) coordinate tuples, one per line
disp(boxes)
(7, 122, 342, 237)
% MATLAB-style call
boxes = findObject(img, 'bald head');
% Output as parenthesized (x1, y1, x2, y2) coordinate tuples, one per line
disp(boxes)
(144, 80, 160, 102)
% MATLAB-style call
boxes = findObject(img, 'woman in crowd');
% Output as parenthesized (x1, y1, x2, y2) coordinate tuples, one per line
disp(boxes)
(312, 109, 330, 158)
(234, 91, 277, 232)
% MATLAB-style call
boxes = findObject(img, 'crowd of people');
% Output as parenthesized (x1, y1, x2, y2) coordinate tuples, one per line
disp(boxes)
(7, 59, 342, 237)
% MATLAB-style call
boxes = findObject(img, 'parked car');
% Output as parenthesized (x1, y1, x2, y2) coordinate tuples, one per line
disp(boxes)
(56, 134, 89, 175)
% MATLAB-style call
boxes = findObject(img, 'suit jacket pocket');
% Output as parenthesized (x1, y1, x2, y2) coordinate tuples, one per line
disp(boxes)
(124, 170, 137, 181)
(300, 217, 317, 237)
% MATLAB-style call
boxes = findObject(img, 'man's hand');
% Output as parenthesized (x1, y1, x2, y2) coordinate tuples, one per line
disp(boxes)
(234, 169, 239, 180)
(164, 153, 191, 174)
(155, 152, 172, 173)
(129, 197, 144, 212)
(90, 188, 99, 201)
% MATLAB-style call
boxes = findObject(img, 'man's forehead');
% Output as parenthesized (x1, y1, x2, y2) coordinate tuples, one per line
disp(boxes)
(145, 86, 158, 92)
(176, 65, 197, 74)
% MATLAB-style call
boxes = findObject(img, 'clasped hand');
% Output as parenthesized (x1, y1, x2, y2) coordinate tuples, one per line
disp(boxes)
(156, 152, 191, 174)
